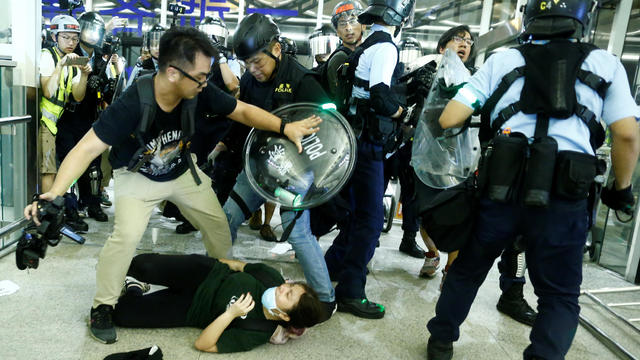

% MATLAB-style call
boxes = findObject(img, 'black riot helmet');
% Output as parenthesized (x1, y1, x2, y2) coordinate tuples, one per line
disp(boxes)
(233, 13, 280, 61)
(522, 0, 595, 39)
(199, 16, 228, 46)
(142, 24, 167, 59)
(398, 37, 422, 64)
(78, 11, 105, 49)
(280, 37, 298, 57)
(358, 0, 415, 27)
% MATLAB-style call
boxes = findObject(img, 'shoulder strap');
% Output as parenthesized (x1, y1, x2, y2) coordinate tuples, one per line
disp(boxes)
(351, 31, 397, 90)
(180, 96, 201, 185)
(135, 74, 157, 141)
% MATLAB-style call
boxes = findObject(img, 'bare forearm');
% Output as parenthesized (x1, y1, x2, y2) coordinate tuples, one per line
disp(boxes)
(50, 129, 109, 196)
(194, 311, 235, 352)
(218, 258, 247, 272)
(229, 101, 281, 133)
(220, 64, 239, 93)
(42, 67, 63, 99)
(611, 134, 640, 189)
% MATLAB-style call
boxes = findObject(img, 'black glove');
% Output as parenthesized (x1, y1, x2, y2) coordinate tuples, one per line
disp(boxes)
(601, 183, 634, 214)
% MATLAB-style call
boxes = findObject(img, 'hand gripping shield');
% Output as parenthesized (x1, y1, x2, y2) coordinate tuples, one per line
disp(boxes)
(411, 49, 480, 189)
(244, 103, 357, 210)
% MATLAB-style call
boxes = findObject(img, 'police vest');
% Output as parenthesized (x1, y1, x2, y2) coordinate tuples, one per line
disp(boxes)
(239, 53, 308, 111)
(479, 41, 609, 151)
(39, 46, 78, 135)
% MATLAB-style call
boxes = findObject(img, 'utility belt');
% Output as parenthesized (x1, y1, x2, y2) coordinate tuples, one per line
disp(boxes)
(354, 99, 401, 154)
(480, 132, 604, 207)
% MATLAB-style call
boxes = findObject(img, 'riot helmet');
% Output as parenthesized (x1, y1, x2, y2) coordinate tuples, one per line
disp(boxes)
(399, 37, 422, 64)
(199, 16, 228, 47)
(331, 0, 364, 29)
(280, 37, 298, 57)
(232, 13, 280, 61)
(144, 24, 167, 59)
(522, 0, 595, 39)
(50, 15, 81, 37)
(78, 12, 105, 49)
(358, 0, 415, 27)
(308, 25, 340, 63)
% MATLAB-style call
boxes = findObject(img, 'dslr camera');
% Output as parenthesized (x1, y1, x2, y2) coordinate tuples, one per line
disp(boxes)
(59, 0, 83, 11)
(16, 196, 84, 270)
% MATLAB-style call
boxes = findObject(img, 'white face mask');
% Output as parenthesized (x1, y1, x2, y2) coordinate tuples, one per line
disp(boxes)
(261, 286, 283, 316)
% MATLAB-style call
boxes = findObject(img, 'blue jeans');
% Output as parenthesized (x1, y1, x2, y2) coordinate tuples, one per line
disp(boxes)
(427, 198, 588, 360)
(223, 170, 335, 303)
(325, 142, 385, 299)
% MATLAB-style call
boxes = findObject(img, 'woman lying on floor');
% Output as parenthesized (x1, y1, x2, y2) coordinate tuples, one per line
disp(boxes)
(113, 253, 324, 353)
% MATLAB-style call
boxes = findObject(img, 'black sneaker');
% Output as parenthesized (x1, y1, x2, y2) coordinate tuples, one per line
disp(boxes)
(337, 298, 385, 319)
(88, 205, 108, 222)
(427, 337, 453, 360)
(89, 305, 117, 344)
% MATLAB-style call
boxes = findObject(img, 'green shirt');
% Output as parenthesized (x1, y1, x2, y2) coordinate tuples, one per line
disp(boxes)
(186, 262, 285, 353)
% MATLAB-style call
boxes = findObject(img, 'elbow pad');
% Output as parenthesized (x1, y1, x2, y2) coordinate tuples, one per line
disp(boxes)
(370, 83, 401, 117)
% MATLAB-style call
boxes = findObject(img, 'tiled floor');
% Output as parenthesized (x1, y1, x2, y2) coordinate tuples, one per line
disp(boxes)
(1, 197, 639, 360)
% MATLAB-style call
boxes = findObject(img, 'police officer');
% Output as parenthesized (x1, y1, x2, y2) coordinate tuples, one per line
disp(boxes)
(426, 1, 640, 359)
(324, 0, 415, 319)
(219, 13, 337, 320)
(126, 24, 165, 88)
(56, 11, 112, 223)
(39, 14, 91, 194)
(324, 0, 366, 99)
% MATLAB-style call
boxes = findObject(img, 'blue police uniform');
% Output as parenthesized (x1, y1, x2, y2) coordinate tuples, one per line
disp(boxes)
(427, 45, 640, 359)
(325, 24, 399, 301)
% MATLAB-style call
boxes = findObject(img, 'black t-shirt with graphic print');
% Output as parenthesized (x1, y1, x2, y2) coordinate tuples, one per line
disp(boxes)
(92, 77, 237, 181)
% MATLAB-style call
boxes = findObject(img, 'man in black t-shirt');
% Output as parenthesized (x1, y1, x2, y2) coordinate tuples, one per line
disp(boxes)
(25, 27, 321, 345)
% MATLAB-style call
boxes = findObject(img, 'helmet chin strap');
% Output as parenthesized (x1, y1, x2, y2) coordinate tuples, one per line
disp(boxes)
(262, 49, 280, 81)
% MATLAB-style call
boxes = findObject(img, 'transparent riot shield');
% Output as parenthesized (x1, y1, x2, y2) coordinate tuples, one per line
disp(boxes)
(411, 49, 481, 189)
(244, 103, 357, 210)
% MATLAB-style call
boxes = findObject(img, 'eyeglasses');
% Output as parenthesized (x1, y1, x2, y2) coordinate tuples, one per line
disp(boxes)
(170, 64, 212, 88)
(240, 53, 270, 70)
(59, 35, 80, 43)
(452, 36, 474, 46)
(337, 17, 359, 29)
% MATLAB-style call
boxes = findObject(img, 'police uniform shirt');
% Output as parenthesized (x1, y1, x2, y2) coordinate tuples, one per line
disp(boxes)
(352, 24, 398, 100)
(454, 45, 640, 154)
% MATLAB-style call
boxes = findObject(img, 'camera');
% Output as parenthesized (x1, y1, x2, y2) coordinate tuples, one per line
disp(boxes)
(16, 196, 85, 270)
(168, 3, 186, 14)
(59, 0, 83, 11)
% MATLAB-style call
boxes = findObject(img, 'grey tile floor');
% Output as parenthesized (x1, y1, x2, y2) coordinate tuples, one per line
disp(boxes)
(1, 196, 639, 360)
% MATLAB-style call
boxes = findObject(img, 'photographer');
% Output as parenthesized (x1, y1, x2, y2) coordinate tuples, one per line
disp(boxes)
(25, 26, 320, 345)
(56, 12, 122, 225)
(39, 15, 91, 194)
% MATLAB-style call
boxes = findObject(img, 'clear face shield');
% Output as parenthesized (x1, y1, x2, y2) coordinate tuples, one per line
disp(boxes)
(79, 20, 105, 48)
(149, 31, 164, 58)
(199, 23, 228, 47)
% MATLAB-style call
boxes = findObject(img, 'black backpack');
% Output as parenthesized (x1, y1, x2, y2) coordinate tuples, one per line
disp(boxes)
(311, 45, 352, 99)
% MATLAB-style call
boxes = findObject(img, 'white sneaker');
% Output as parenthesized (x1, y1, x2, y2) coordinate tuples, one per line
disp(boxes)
(123, 276, 151, 295)
(420, 254, 440, 278)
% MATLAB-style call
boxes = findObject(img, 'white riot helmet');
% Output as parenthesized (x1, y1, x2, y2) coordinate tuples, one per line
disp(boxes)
(50, 15, 81, 36)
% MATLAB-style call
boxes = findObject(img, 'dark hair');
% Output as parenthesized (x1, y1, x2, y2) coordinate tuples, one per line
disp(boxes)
(286, 282, 324, 328)
(437, 25, 474, 58)
(158, 27, 217, 72)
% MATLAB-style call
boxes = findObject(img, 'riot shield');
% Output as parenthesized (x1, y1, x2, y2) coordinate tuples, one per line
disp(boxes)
(411, 49, 481, 189)
(244, 103, 357, 210)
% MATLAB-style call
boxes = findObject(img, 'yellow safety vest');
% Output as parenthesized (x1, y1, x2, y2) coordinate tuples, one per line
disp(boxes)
(39, 47, 76, 135)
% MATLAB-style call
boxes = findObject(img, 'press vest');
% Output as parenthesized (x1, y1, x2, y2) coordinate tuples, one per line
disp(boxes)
(39, 46, 77, 135)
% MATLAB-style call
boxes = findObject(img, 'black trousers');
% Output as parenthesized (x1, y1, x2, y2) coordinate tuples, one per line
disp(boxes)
(113, 254, 217, 328)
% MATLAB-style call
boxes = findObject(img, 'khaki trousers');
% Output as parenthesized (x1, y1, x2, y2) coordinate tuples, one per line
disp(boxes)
(93, 164, 231, 307)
